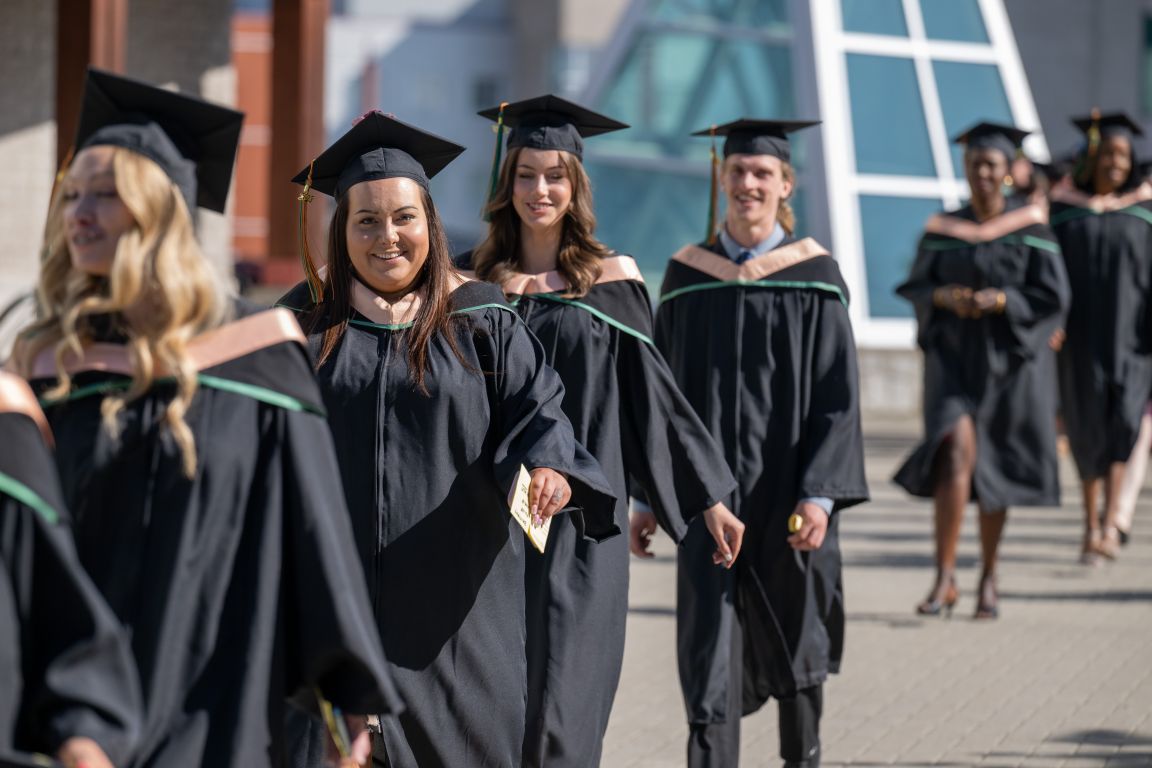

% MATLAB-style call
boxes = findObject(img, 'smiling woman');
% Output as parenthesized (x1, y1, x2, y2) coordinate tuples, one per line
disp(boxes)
(277, 110, 617, 768)
(344, 177, 430, 300)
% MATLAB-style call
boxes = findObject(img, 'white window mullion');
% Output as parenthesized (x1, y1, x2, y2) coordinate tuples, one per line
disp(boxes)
(810, 0, 872, 327)
(902, 0, 962, 210)
(978, 0, 1050, 161)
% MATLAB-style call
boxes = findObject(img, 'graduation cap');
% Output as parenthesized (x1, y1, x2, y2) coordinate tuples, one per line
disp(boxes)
(690, 118, 820, 163)
(1071, 110, 1143, 142)
(691, 118, 819, 243)
(291, 110, 465, 199)
(74, 67, 243, 214)
(952, 121, 1029, 161)
(291, 110, 465, 301)
(477, 94, 628, 160)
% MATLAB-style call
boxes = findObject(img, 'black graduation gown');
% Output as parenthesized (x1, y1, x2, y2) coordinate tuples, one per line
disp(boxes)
(1050, 183, 1152, 479)
(277, 279, 618, 768)
(27, 304, 399, 768)
(893, 199, 1069, 507)
(654, 236, 869, 721)
(0, 375, 140, 767)
(455, 252, 737, 767)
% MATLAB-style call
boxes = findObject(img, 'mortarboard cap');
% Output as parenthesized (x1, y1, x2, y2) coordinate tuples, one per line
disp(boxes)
(1071, 111, 1144, 141)
(691, 118, 820, 163)
(291, 110, 465, 199)
(75, 68, 243, 214)
(477, 95, 628, 160)
(952, 121, 1029, 161)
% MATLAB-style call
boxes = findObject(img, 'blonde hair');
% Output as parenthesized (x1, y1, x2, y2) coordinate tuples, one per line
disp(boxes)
(17, 146, 230, 477)
(472, 146, 608, 298)
(777, 162, 797, 235)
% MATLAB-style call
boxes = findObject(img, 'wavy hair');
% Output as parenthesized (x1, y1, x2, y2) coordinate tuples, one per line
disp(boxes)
(471, 147, 610, 298)
(302, 186, 466, 392)
(17, 146, 230, 477)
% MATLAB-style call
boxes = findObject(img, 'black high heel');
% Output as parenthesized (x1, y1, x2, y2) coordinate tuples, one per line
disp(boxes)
(974, 573, 998, 620)
(916, 573, 958, 617)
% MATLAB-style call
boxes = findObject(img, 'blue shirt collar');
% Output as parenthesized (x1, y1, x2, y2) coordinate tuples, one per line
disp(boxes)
(719, 221, 787, 262)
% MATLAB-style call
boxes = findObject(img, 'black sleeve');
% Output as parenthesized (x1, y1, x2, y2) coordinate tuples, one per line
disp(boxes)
(797, 298, 870, 509)
(483, 311, 620, 541)
(1000, 231, 1070, 357)
(277, 383, 401, 715)
(613, 284, 737, 542)
(1, 414, 141, 765)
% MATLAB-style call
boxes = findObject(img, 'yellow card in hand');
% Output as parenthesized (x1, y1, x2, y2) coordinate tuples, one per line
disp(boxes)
(509, 464, 551, 553)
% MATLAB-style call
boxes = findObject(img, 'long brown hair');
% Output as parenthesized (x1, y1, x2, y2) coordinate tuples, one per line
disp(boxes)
(777, 162, 797, 235)
(302, 186, 465, 393)
(17, 146, 231, 478)
(472, 146, 610, 298)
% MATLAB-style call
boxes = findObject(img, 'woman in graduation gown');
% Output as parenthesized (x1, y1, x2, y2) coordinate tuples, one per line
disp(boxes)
(456, 96, 743, 768)
(894, 122, 1070, 618)
(277, 110, 618, 768)
(11, 69, 397, 768)
(0, 372, 140, 768)
(1050, 111, 1152, 564)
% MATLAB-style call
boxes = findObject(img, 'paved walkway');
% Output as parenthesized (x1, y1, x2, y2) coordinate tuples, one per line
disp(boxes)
(603, 426, 1152, 767)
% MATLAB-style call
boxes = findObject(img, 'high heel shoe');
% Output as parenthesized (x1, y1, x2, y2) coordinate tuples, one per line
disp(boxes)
(916, 574, 958, 617)
(974, 573, 999, 620)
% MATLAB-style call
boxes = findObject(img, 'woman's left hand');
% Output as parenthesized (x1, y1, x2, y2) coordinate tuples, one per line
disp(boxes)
(529, 468, 571, 526)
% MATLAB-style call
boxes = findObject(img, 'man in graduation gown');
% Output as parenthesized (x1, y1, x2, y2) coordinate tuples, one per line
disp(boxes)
(0, 371, 141, 768)
(645, 119, 868, 768)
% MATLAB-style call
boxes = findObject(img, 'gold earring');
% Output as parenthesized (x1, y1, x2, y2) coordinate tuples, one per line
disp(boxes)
(1003, 175, 1014, 188)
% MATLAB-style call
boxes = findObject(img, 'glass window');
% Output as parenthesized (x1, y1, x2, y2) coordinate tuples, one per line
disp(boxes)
(919, 0, 989, 43)
(596, 32, 794, 160)
(847, 54, 935, 176)
(933, 61, 1013, 178)
(841, 0, 907, 37)
(859, 195, 942, 318)
(584, 162, 712, 289)
(650, 0, 789, 30)
(1144, 17, 1152, 115)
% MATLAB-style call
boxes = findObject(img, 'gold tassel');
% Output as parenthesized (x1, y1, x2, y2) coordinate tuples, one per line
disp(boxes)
(483, 101, 510, 221)
(1075, 107, 1102, 187)
(706, 126, 720, 245)
(297, 160, 323, 303)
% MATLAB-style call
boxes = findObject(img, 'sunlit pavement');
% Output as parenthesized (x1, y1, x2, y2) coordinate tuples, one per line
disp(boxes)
(604, 423, 1152, 767)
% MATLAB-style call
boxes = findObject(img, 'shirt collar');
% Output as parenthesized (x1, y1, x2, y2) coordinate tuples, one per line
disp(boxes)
(719, 221, 787, 261)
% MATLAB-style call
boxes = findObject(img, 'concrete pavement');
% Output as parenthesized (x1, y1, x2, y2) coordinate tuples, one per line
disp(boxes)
(602, 427, 1152, 767)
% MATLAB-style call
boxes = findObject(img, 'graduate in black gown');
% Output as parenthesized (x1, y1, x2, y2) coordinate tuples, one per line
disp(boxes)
(0, 372, 140, 768)
(652, 120, 868, 768)
(1050, 111, 1152, 564)
(11, 69, 397, 768)
(457, 96, 743, 768)
(278, 111, 618, 768)
(894, 122, 1070, 619)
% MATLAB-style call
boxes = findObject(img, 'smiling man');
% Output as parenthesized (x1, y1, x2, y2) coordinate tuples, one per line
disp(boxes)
(636, 119, 869, 768)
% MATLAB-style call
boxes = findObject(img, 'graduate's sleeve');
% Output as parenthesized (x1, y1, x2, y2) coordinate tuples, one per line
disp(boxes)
(483, 309, 619, 541)
(894, 234, 944, 351)
(999, 227, 1070, 354)
(797, 296, 869, 510)
(613, 282, 737, 541)
(2, 414, 141, 765)
(277, 366, 401, 716)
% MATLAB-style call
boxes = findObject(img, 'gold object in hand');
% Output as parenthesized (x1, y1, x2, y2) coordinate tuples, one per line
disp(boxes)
(788, 513, 804, 534)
